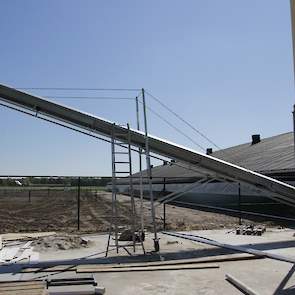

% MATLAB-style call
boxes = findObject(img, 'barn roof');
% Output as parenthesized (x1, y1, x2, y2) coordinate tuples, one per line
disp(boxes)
(130, 132, 295, 182)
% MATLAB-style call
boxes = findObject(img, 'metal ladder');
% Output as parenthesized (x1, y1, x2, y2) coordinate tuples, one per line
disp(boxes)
(105, 123, 145, 257)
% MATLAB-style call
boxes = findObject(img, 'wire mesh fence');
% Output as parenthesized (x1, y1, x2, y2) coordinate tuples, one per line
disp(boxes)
(0, 176, 113, 233)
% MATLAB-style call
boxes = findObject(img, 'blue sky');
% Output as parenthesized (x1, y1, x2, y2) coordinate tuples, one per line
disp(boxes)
(0, 0, 294, 176)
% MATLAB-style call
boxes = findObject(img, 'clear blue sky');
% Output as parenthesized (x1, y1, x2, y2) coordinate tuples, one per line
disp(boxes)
(0, 0, 294, 176)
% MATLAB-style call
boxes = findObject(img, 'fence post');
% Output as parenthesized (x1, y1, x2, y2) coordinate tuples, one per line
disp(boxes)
(238, 183, 242, 225)
(163, 203, 166, 230)
(163, 177, 166, 230)
(77, 177, 81, 230)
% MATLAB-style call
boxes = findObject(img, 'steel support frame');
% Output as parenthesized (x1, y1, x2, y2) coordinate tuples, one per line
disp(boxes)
(1, 84, 295, 228)
(135, 96, 145, 234)
(155, 162, 295, 212)
(1, 84, 295, 204)
(156, 177, 210, 205)
(175, 161, 295, 208)
(142, 88, 159, 252)
(127, 123, 137, 253)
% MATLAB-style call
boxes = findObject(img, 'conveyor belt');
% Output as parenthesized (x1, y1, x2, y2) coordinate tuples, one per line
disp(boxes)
(0, 83, 295, 205)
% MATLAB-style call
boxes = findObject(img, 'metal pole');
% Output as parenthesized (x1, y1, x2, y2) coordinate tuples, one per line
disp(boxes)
(290, 0, 295, 156)
(28, 190, 31, 203)
(136, 97, 144, 234)
(111, 124, 119, 253)
(77, 177, 81, 230)
(163, 177, 166, 230)
(142, 88, 159, 252)
(127, 123, 136, 253)
(293, 105, 295, 154)
(238, 183, 242, 225)
(163, 203, 166, 230)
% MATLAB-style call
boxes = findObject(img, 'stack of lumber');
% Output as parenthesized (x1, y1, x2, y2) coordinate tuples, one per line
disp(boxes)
(0, 280, 46, 295)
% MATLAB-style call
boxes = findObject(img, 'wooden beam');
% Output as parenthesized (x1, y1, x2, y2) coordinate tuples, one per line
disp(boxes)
(225, 273, 259, 295)
(76, 263, 219, 273)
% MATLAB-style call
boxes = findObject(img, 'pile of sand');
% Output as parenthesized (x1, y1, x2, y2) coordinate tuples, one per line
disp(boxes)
(32, 234, 90, 252)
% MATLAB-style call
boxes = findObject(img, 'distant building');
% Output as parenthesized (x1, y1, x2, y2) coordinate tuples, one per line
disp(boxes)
(114, 132, 295, 218)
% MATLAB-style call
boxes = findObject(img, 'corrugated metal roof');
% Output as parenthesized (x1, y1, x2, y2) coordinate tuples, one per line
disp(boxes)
(131, 132, 295, 181)
(212, 132, 295, 172)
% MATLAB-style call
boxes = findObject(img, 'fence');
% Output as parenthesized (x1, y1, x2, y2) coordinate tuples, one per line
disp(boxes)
(0, 176, 112, 233)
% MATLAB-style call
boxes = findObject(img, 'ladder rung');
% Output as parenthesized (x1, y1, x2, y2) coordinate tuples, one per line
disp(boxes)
(115, 171, 130, 174)
(114, 161, 130, 164)
(108, 243, 142, 248)
(114, 152, 129, 154)
(108, 245, 130, 248)
(114, 133, 127, 136)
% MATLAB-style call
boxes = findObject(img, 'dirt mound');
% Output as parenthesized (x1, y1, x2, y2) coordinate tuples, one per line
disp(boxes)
(32, 234, 90, 252)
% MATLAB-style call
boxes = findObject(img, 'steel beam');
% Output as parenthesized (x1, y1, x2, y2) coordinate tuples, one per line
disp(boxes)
(0, 84, 295, 205)
(162, 231, 295, 264)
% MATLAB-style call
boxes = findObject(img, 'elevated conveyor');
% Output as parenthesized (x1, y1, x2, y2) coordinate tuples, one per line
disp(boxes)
(0, 83, 295, 205)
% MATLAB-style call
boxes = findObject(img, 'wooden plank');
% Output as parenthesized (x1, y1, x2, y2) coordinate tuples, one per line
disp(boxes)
(0, 281, 44, 288)
(225, 273, 259, 295)
(21, 253, 264, 273)
(77, 253, 261, 271)
(0, 291, 46, 295)
(21, 265, 76, 273)
(1, 232, 56, 242)
(0, 281, 46, 295)
(21, 241, 33, 249)
(21, 253, 260, 273)
(0, 285, 44, 291)
(86, 254, 263, 268)
(48, 291, 96, 295)
(77, 263, 219, 273)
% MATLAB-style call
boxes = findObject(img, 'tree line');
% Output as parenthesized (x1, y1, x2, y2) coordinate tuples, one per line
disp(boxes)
(0, 177, 111, 187)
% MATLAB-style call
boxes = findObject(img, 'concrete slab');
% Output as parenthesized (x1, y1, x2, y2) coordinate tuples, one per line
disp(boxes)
(0, 228, 294, 294)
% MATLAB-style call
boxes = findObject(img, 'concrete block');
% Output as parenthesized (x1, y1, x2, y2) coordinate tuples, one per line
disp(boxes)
(95, 286, 106, 294)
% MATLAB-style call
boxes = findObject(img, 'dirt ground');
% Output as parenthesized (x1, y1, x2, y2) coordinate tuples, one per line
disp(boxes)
(0, 189, 286, 234)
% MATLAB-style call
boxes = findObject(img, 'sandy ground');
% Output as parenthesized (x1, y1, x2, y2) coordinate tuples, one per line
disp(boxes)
(1, 229, 295, 294)
(0, 190, 283, 234)
(1, 190, 294, 294)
